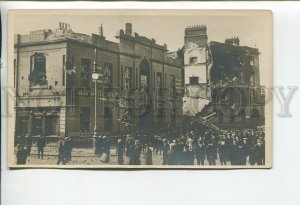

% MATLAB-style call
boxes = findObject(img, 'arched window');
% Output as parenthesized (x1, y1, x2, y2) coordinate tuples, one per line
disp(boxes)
(29, 53, 47, 86)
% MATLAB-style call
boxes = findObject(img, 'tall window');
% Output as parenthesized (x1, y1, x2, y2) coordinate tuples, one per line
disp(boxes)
(104, 62, 113, 89)
(66, 88, 75, 114)
(29, 53, 47, 86)
(124, 66, 132, 89)
(141, 75, 148, 90)
(140, 60, 150, 91)
(80, 58, 91, 88)
(156, 72, 163, 95)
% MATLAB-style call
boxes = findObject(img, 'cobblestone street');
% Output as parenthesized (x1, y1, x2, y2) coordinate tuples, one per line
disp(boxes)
(15, 146, 166, 166)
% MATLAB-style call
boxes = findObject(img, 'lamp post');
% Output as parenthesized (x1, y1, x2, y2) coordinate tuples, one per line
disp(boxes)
(92, 68, 100, 137)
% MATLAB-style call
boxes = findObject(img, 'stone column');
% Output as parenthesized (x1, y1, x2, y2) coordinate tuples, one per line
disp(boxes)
(28, 111, 33, 135)
(59, 107, 66, 137)
(42, 111, 47, 136)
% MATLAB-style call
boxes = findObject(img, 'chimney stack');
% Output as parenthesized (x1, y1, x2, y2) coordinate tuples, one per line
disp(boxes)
(125, 23, 132, 36)
(99, 24, 104, 37)
(225, 37, 240, 46)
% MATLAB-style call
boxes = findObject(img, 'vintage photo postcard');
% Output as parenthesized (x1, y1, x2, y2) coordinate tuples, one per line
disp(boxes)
(7, 9, 272, 168)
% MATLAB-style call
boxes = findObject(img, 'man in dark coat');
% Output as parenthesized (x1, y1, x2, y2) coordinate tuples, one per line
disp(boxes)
(25, 134, 33, 156)
(93, 135, 99, 156)
(126, 135, 134, 157)
(36, 135, 46, 159)
(152, 135, 158, 155)
(64, 137, 73, 162)
(102, 136, 110, 163)
(116, 139, 124, 165)
(176, 137, 185, 164)
(156, 137, 163, 155)
(195, 138, 206, 165)
(127, 138, 136, 165)
(98, 136, 104, 157)
(133, 140, 142, 165)
(206, 142, 217, 166)
(218, 138, 229, 166)
(162, 139, 170, 165)
(229, 140, 238, 165)
(16, 144, 27, 165)
(235, 138, 247, 165)
(255, 140, 265, 165)
(144, 145, 153, 165)
(57, 138, 66, 165)
(166, 143, 177, 165)
(183, 145, 194, 165)
(249, 141, 257, 165)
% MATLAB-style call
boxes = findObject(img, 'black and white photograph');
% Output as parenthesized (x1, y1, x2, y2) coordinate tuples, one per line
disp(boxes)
(7, 9, 272, 168)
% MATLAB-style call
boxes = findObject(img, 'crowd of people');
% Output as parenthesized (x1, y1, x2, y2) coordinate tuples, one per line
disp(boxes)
(90, 126, 265, 166)
(15, 126, 265, 166)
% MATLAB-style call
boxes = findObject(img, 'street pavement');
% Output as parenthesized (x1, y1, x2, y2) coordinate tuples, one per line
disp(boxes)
(15, 144, 238, 166)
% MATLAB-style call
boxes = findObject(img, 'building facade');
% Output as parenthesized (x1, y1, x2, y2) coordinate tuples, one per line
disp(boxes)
(182, 25, 265, 128)
(14, 22, 183, 138)
(209, 39, 265, 128)
(182, 25, 212, 117)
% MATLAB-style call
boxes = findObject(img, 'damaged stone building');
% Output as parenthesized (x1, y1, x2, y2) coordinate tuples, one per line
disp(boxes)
(14, 22, 183, 138)
(182, 25, 265, 128)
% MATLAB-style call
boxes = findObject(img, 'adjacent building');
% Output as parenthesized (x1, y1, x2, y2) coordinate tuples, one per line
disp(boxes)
(209, 38, 265, 128)
(182, 25, 265, 128)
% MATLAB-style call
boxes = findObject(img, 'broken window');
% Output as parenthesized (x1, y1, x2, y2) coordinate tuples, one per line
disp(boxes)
(190, 76, 199, 85)
(29, 53, 48, 87)
(189, 57, 197, 65)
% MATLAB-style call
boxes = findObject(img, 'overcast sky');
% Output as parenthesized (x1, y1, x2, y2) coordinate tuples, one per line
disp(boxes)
(13, 11, 271, 85)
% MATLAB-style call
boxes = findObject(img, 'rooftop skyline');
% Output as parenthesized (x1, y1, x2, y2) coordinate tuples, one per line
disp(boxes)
(12, 11, 270, 85)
